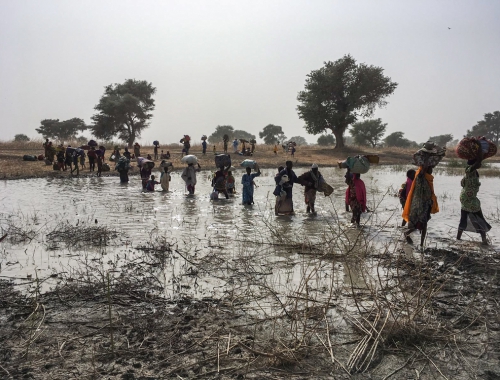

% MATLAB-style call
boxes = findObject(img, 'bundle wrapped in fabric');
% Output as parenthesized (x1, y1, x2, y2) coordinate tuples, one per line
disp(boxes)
(37, 154, 44, 161)
(456, 137, 497, 160)
(201, 135, 207, 141)
(79, 145, 90, 150)
(239, 138, 249, 143)
(101, 163, 111, 171)
(181, 155, 198, 165)
(65, 147, 76, 155)
(52, 162, 59, 170)
(115, 157, 130, 171)
(153, 140, 159, 146)
(412, 141, 446, 167)
(240, 159, 257, 168)
(75, 148, 85, 157)
(249, 139, 256, 144)
(22, 155, 37, 161)
(87, 140, 98, 147)
(136, 157, 155, 168)
(215, 154, 231, 167)
(223, 134, 229, 142)
(338, 155, 371, 174)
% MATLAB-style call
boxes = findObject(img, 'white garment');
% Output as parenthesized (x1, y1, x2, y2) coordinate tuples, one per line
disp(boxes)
(181, 165, 198, 186)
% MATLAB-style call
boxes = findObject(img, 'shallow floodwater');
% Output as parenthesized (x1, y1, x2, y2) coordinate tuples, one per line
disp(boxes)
(1, 166, 499, 300)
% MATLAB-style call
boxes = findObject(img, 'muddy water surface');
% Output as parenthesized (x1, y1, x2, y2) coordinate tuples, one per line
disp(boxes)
(1, 166, 499, 298)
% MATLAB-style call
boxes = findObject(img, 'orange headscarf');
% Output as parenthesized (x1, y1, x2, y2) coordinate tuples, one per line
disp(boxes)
(402, 167, 439, 222)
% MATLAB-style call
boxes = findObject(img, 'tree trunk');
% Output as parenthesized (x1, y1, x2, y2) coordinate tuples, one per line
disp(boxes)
(127, 135, 134, 148)
(332, 128, 345, 149)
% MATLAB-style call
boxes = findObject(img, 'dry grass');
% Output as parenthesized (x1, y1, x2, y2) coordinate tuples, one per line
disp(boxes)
(6, 140, 495, 179)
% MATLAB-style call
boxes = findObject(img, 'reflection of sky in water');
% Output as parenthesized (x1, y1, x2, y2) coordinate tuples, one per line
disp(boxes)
(1, 166, 498, 299)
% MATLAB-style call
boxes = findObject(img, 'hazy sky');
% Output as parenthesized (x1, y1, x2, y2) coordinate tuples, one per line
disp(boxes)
(1, 0, 499, 144)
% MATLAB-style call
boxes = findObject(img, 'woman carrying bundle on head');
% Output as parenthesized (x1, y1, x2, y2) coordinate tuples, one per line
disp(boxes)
(456, 157, 491, 245)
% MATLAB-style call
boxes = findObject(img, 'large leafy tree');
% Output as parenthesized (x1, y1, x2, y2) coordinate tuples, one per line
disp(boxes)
(288, 136, 308, 146)
(428, 134, 453, 147)
(349, 118, 387, 147)
(36, 118, 87, 141)
(208, 125, 235, 143)
(259, 124, 286, 145)
(317, 134, 335, 146)
(466, 111, 500, 145)
(297, 55, 398, 149)
(90, 79, 156, 146)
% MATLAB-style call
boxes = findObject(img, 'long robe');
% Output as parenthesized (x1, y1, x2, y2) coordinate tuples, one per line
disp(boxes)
(241, 172, 260, 204)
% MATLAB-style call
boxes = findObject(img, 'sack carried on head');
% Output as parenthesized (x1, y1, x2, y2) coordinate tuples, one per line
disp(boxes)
(181, 155, 198, 165)
(240, 159, 256, 168)
(338, 155, 370, 174)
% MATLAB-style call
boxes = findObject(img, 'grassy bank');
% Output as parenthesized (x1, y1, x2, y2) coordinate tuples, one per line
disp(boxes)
(1, 140, 499, 179)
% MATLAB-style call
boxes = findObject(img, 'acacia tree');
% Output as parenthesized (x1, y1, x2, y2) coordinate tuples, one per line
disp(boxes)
(466, 111, 500, 145)
(259, 124, 286, 145)
(349, 118, 387, 147)
(297, 55, 398, 149)
(36, 118, 87, 141)
(90, 79, 156, 146)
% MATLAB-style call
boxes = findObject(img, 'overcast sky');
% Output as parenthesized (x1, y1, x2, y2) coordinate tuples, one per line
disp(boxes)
(1, 0, 499, 144)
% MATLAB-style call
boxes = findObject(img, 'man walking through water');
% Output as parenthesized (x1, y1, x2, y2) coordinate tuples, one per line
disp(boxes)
(275, 160, 299, 215)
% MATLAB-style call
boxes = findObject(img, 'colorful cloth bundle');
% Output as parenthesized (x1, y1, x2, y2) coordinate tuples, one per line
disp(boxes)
(456, 137, 497, 160)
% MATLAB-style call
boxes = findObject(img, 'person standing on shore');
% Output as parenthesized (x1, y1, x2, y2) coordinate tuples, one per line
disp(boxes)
(233, 139, 239, 153)
(133, 142, 141, 158)
(456, 158, 491, 245)
(88, 146, 96, 172)
(154, 144, 159, 160)
(202, 139, 207, 155)
(403, 165, 439, 248)
(97, 155, 103, 177)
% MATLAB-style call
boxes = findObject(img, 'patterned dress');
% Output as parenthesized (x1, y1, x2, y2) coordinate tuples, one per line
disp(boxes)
(458, 166, 491, 233)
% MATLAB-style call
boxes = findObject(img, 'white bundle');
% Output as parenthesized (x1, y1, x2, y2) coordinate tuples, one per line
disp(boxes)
(181, 155, 198, 165)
